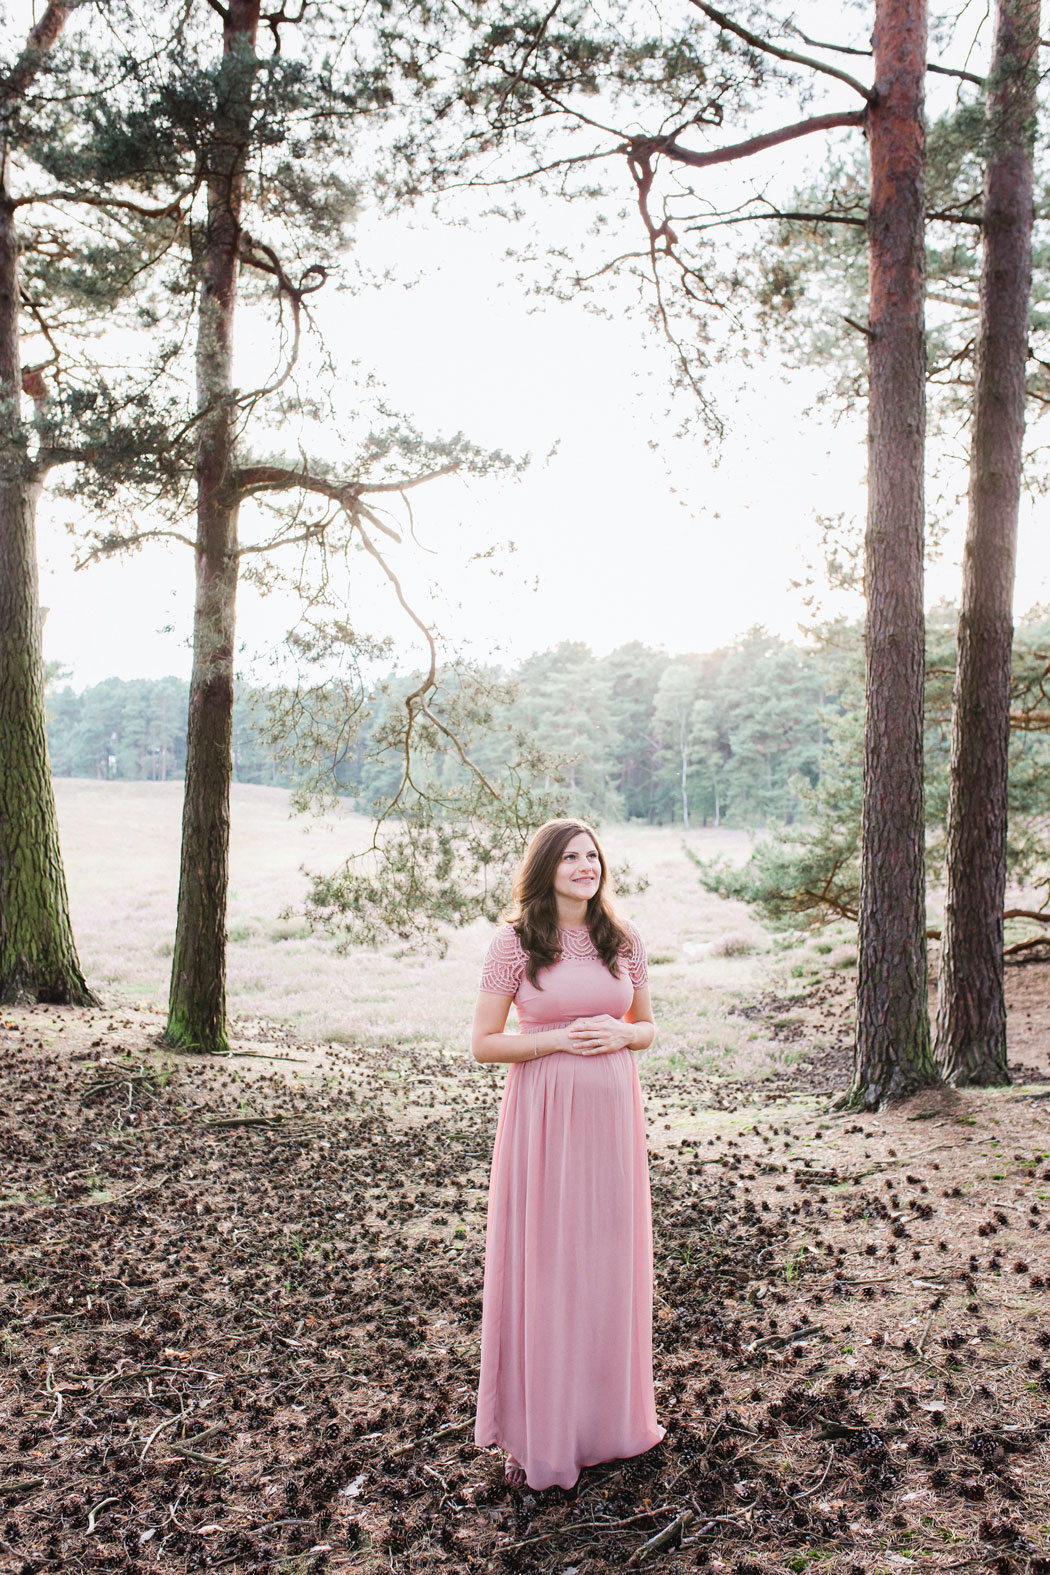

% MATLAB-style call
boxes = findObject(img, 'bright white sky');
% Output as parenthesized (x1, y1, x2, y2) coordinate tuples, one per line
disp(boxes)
(27, 0, 1050, 690)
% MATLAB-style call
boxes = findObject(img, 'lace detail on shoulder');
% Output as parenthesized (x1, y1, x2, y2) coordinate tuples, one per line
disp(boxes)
(558, 923, 647, 986)
(479, 925, 527, 995)
(625, 923, 648, 989)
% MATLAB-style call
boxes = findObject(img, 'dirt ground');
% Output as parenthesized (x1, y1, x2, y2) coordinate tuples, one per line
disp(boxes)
(4, 961, 1050, 1575)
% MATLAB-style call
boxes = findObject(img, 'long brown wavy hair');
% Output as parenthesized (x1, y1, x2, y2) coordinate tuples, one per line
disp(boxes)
(508, 818, 630, 987)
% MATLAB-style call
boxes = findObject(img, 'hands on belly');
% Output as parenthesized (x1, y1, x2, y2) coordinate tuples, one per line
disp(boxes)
(564, 1015, 632, 1056)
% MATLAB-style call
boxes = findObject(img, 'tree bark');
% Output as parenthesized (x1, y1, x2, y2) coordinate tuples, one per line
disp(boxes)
(850, 0, 939, 1107)
(166, 0, 260, 1052)
(934, 0, 1038, 1086)
(0, 17, 96, 1008)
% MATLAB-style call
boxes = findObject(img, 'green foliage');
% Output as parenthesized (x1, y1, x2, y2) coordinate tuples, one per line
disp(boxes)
(690, 707, 863, 927)
(696, 609, 1050, 931)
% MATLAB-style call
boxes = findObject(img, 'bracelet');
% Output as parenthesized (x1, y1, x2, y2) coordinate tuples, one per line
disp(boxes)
(532, 1036, 539, 1058)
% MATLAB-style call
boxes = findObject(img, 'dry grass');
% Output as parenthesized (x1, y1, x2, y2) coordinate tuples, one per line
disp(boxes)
(54, 781, 783, 1058)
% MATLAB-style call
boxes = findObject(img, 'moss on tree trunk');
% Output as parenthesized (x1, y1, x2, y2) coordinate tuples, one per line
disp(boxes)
(0, 132, 95, 1008)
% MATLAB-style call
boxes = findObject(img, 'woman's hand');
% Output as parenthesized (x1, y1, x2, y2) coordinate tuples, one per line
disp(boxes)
(565, 1015, 633, 1056)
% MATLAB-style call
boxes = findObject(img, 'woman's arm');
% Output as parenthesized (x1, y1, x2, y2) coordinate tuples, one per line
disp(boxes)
(625, 985, 656, 1051)
(472, 992, 577, 1063)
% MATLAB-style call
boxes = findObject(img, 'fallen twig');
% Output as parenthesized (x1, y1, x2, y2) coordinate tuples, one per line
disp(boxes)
(169, 1421, 227, 1452)
(748, 1324, 822, 1352)
(82, 1069, 160, 1097)
(492, 1504, 684, 1557)
(790, 1447, 836, 1500)
(220, 1050, 311, 1062)
(814, 1415, 904, 1441)
(140, 1414, 179, 1462)
(849, 1143, 955, 1179)
(627, 1509, 694, 1565)
(201, 1114, 293, 1128)
(689, 1512, 750, 1537)
(166, 1444, 228, 1466)
(390, 1418, 472, 1456)
(86, 1495, 120, 1534)
(0, 1478, 44, 1498)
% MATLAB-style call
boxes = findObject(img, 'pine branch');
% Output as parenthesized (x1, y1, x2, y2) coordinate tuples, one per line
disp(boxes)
(353, 514, 504, 808)
(685, 208, 867, 233)
(685, 0, 875, 102)
(19, 294, 61, 403)
(494, 0, 563, 115)
(654, 110, 868, 172)
(236, 465, 397, 536)
(684, 204, 981, 233)
(235, 461, 460, 534)
(74, 527, 198, 568)
(784, 22, 985, 85)
(783, 24, 871, 59)
(12, 191, 190, 220)
(0, 1, 85, 107)
(441, 147, 620, 194)
(237, 234, 326, 301)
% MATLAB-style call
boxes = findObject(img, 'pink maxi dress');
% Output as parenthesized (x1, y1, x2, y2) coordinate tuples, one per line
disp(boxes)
(474, 922, 664, 1490)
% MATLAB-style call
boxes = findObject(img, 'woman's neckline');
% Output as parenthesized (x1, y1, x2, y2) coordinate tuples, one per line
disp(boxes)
(558, 923, 590, 933)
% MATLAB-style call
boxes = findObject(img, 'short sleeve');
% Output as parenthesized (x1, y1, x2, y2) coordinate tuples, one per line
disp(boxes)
(479, 925, 527, 996)
(625, 924, 648, 989)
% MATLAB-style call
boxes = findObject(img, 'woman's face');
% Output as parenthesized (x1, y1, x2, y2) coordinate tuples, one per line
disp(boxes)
(551, 831, 602, 908)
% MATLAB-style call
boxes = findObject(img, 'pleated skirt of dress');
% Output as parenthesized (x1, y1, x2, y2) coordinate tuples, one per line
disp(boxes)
(475, 1046, 664, 1490)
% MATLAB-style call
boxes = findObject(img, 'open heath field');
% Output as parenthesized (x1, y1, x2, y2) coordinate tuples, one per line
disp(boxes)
(53, 779, 794, 1061)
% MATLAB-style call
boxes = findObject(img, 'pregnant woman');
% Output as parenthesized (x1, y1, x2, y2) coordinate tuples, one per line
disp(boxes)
(472, 817, 664, 1491)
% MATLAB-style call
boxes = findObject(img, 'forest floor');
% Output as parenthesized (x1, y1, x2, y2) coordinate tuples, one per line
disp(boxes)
(4, 958, 1050, 1575)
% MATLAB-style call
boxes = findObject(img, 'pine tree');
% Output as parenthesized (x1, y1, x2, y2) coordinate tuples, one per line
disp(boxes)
(56, 0, 505, 1049)
(436, 0, 948, 1102)
(0, 3, 97, 1005)
(849, 0, 940, 1107)
(934, 0, 1040, 1087)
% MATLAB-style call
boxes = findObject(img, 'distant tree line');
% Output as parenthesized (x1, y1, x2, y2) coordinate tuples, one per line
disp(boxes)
(45, 629, 838, 826)
(46, 678, 289, 788)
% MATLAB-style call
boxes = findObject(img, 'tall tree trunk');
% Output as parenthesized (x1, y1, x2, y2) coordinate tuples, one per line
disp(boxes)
(849, 0, 938, 1107)
(680, 715, 690, 829)
(934, 0, 1038, 1086)
(166, 0, 260, 1052)
(0, 125, 95, 1007)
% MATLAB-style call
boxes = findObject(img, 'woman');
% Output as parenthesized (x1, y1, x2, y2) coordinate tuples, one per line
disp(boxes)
(472, 817, 664, 1491)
